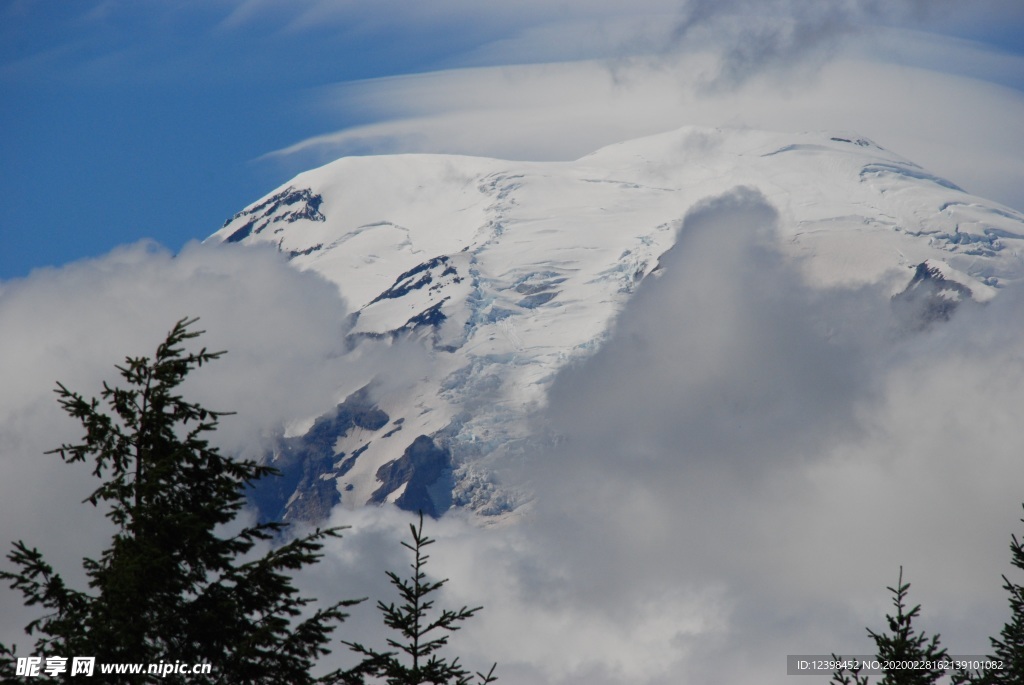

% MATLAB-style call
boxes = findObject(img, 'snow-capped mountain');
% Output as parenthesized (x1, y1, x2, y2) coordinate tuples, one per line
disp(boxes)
(209, 126, 1024, 521)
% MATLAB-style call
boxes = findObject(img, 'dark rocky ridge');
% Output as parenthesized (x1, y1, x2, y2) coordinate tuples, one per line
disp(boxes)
(223, 186, 325, 244)
(891, 261, 973, 329)
(248, 386, 387, 523)
(248, 385, 454, 523)
(369, 435, 454, 518)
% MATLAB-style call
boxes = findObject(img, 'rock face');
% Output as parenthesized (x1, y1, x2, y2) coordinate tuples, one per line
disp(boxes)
(370, 435, 453, 518)
(249, 387, 388, 523)
(222, 186, 326, 244)
(211, 126, 1024, 522)
(892, 261, 974, 329)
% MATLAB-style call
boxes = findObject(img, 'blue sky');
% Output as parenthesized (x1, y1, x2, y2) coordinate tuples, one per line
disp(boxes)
(2, 2, 665, 281)
(0, 1, 517, 279)
(2, 1, 1024, 280)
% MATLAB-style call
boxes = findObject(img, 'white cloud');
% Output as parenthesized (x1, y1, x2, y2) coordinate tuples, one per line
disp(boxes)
(0, 240, 361, 649)
(0, 241, 360, 451)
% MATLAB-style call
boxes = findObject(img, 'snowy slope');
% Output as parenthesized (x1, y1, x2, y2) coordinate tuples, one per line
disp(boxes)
(209, 126, 1024, 519)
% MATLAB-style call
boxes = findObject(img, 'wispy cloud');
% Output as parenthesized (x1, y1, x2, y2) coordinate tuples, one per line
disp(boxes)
(241, 0, 1024, 214)
(263, 50, 1024, 214)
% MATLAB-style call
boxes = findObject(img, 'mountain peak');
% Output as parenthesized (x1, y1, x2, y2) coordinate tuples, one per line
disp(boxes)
(210, 125, 1024, 520)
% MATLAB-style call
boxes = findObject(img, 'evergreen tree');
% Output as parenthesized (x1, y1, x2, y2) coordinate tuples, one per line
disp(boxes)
(343, 513, 497, 685)
(0, 318, 360, 684)
(969, 505, 1024, 684)
(832, 567, 948, 685)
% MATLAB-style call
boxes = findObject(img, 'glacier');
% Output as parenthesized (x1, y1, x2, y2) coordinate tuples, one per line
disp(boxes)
(208, 125, 1024, 521)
